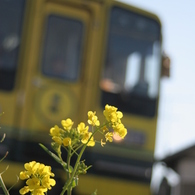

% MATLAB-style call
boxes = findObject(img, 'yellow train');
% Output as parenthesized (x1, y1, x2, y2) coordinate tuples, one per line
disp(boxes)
(0, 0, 169, 194)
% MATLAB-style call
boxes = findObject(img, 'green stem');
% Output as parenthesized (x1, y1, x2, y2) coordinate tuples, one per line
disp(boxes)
(67, 148, 71, 177)
(0, 151, 8, 163)
(67, 147, 72, 195)
(60, 123, 110, 195)
(71, 144, 83, 156)
(60, 144, 87, 195)
(67, 188, 72, 195)
(0, 175, 10, 195)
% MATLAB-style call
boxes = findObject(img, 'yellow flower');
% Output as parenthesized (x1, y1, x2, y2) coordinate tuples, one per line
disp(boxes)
(105, 132, 113, 142)
(103, 104, 123, 124)
(26, 178, 40, 190)
(103, 104, 117, 121)
(42, 176, 56, 190)
(118, 127, 127, 138)
(81, 132, 95, 147)
(19, 186, 29, 195)
(19, 161, 55, 195)
(87, 137, 95, 147)
(37, 164, 55, 177)
(31, 187, 47, 195)
(50, 125, 63, 145)
(52, 136, 62, 145)
(50, 125, 61, 137)
(101, 125, 108, 132)
(63, 137, 71, 147)
(77, 122, 89, 134)
(61, 118, 74, 131)
(24, 161, 37, 175)
(19, 171, 29, 180)
(113, 123, 127, 139)
(87, 111, 100, 126)
(101, 139, 106, 147)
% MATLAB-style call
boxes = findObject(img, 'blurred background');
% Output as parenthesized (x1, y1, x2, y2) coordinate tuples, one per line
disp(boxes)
(119, 0, 195, 162)
(118, 0, 195, 193)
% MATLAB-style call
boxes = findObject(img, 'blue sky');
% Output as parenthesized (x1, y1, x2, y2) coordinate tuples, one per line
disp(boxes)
(118, 0, 195, 159)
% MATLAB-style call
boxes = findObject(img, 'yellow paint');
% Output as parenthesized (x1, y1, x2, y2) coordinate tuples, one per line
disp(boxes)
(76, 174, 151, 195)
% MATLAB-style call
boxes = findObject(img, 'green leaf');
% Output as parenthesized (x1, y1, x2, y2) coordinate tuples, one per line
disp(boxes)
(69, 166, 73, 173)
(51, 142, 62, 155)
(75, 176, 79, 186)
(71, 177, 79, 188)
(71, 179, 76, 188)
(86, 165, 92, 171)
(39, 143, 67, 168)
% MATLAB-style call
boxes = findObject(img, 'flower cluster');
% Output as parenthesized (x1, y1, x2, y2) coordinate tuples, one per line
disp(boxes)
(50, 117, 97, 149)
(19, 161, 56, 195)
(103, 104, 127, 140)
(19, 104, 127, 195)
(49, 104, 127, 150)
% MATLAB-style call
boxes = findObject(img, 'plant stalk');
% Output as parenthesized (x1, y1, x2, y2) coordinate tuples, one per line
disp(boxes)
(60, 144, 87, 195)
(0, 175, 10, 195)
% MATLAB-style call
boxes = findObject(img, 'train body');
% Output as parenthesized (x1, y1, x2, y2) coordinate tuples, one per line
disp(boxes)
(0, 0, 164, 194)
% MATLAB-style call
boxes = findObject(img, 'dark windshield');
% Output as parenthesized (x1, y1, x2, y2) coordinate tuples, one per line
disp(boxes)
(101, 6, 161, 117)
(0, 0, 25, 91)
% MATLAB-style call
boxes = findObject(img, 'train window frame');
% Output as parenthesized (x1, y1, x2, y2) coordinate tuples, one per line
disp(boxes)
(0, 0, 26, 91)
(100, 6, 162, 117)
(41, 15, 84, 82)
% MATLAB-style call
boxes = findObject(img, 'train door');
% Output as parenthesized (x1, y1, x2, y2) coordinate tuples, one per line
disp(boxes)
(14, 0, 94, 142)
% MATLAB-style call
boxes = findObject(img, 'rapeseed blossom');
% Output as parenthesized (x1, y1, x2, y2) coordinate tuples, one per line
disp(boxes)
(19, 104, 127, 195)
(113, 123, 127, 138)
(103, 104, 123, 124)
(77, 122, 89, 134)
(19, 161, 55, 195)
(105, 132, 113, 142)
(87, 111, 100, 126)
(63, 137, 71, 146)
(81, 132, 95, 146)
(61, 118, 74, 131)
(103, 104, 127, 140)
(49, 104, 127, 150)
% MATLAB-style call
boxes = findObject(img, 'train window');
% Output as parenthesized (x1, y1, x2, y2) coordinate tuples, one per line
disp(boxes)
(0, 0, 25, 91)
(100, 6, 161, 117)
(42, 15, 84, 81)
